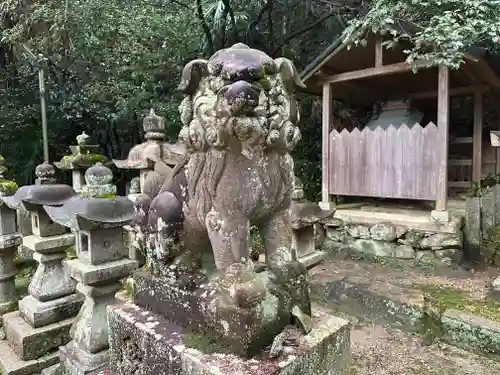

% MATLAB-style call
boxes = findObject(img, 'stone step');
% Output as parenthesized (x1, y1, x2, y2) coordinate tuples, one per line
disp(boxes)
(309, 255, 500, 357)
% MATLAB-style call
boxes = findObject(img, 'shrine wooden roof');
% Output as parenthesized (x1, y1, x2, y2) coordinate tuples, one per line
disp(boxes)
(300, 33, 500, 105)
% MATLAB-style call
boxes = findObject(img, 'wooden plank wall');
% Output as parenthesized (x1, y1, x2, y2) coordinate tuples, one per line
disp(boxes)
(328, 122, 441, 200)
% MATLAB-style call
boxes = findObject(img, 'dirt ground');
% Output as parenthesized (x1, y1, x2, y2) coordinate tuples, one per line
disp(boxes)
(349, 323, 500, 375)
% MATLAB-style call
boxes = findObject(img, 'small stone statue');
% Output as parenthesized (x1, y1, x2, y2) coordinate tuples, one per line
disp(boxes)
(76, 131, 90, 146)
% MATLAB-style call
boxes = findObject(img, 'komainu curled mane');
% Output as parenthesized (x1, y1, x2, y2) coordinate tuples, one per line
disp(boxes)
(143, 43, 306, 279)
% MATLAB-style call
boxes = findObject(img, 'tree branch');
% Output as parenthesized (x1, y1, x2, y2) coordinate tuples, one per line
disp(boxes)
(167, 0, 193, 11)
(247, 0, 274, 42)
(221, 0, 237, 42)
(270, 13, 336, 56)
(195, 0, 214, 55)
(268, 0, 274, 44)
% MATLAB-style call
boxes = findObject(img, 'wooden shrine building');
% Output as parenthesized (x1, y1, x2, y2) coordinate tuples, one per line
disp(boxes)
(301, 33, 500, 223)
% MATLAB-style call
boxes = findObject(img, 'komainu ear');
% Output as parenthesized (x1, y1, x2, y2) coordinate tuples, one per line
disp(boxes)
(177, 59, 209, 94)
(274, 58, 307, 91)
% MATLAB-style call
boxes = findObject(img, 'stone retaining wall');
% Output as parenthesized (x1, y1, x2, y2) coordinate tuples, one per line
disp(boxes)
(325, 221, 463, 266)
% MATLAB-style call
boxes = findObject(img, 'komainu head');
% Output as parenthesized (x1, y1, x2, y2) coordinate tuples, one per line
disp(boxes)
(177, 43, 306, 157)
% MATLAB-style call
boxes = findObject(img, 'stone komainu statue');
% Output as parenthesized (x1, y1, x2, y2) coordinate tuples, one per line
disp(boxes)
(141, 43, 306, 278)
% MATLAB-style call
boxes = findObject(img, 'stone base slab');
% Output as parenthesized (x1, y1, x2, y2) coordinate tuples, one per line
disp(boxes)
(58, 341, 109, 375)
(3, 311, 75, 361)
(329, 207, 462, 234)
(441, 309, 500, 355)
(19, 293, 84, 328)
(64, 258, 138, 286)
(108, 302, 351, 375)
(259, 251, 327, 270)
(0, 340, 59, 375)
(298, 250, 327, 269)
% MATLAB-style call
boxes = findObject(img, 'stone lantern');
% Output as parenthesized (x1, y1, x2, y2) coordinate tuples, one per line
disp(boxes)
(43, 163, 138, 375)
(0, 162, 82, 374)
(54, 131, 110, 193)
(291, 176, 334, 268)
(112, 108, 185, 196)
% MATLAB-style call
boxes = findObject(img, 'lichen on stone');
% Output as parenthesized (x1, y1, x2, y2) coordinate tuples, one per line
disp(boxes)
(0, 178, 18, 195)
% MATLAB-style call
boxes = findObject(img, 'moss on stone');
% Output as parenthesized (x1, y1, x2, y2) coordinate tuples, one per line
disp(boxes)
(79, 153, 106, 164)
(415, 283, 500, 322)
(183, 330, 234, 354)
(94, 192, 116, 199)
(0, 179, 18, 195)
(65, 246, 77, 260)
(58, 152, 107, 169)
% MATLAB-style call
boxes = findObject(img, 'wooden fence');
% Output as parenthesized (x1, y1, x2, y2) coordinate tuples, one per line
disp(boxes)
(328, 122, 442, 200)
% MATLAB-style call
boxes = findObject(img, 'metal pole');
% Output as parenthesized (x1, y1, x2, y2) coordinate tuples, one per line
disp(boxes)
(38, 67, 49, 163)
(22, 45, 49, 163)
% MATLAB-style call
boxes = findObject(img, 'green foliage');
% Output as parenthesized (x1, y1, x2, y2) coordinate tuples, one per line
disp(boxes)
(1, 0, 351, 197)
(469, 172, 500, 197)
(344, 0, 500, 68)
(1, 0, 202, 185)
(481, 226, 500, 266)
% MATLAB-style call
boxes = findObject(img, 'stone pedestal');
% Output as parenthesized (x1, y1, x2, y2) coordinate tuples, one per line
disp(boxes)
(58, 258, 137, 375)
(1, 231, 83, 366)
(133, 265, 313, 358)
(108, 303, 351, 375)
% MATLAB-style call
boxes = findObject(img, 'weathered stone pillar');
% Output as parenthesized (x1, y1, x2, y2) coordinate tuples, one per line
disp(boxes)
(43, 163, 138, 375)
(0, 163, 82, 375)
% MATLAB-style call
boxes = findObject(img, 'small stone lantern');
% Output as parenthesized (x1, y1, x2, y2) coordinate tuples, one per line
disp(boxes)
(54, 131, 110, 193)
(43, 163, 138, 375)
(291, 176, 334, 269)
